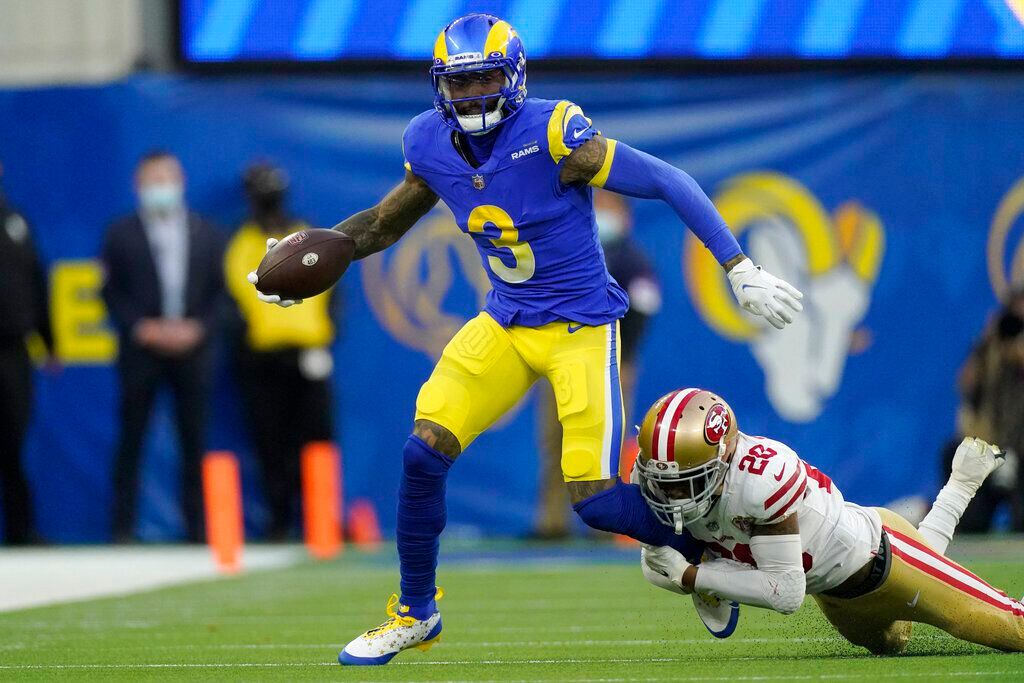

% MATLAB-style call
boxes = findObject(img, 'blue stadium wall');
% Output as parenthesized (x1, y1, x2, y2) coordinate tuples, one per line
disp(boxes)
(1, 72, 1022, 542)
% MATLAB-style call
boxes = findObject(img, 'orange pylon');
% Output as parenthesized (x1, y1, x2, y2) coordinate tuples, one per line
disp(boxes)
(301, 441, 343, 559)
(202, 451, 244, 573)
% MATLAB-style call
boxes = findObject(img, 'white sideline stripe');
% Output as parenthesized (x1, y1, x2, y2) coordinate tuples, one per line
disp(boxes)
(888, 534, 1024, 611)
(0, 546, 303, 612)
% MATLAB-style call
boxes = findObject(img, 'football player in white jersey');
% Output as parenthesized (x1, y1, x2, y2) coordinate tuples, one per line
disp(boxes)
(634, 388, 1024, 654)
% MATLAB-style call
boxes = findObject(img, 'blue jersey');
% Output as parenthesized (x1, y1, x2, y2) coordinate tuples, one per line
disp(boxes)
(402, 98, 628, 328)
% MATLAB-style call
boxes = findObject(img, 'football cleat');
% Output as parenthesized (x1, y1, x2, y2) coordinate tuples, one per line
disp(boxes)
(950, 437, 1005, 495)
(338, 590, 443, 666)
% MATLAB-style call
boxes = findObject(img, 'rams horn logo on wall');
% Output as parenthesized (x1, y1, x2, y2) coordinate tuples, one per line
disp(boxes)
(987, 175, 1024, 302)
(684, 172, 885, 422)
(704, 404, 730, 445)
(362, 209, 491, 360)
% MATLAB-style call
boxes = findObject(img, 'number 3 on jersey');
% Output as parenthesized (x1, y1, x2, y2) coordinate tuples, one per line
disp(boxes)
(468, 205, 535, 284)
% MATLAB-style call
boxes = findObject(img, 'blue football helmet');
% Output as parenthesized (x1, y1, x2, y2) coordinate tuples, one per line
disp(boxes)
(430, 14, 527, 134)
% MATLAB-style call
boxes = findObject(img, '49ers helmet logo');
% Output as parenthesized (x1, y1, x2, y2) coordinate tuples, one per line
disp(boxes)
(704, 403, 730, 445)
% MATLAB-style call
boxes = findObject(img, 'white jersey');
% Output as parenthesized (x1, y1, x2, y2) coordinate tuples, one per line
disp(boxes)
(685, 433, 881, 595)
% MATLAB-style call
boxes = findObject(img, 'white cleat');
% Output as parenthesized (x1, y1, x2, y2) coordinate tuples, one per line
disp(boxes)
(950, 437, 1005, 494)
(338, 591, 443, 666)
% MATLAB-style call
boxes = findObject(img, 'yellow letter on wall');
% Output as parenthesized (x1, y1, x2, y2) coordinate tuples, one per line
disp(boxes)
(51, 260, 117, 364)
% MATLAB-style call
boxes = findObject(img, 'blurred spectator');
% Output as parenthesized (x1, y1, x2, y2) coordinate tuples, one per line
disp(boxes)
(952, 289, 1024, 531)
(224, 162, 337, 540)
(0, 160, 57, 545)
(101, 151, 226, 543)
(533, 191, 661, 539)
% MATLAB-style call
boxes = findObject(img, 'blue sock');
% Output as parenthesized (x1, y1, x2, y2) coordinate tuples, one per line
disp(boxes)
(573, 481, 705, 562)
(397, 435, 454, 618)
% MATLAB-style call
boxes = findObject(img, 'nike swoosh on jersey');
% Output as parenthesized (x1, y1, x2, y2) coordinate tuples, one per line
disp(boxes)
(572, 127, 589, 140)
(907, 590, 920, 608)
(774, 466, 786, 482)
(567, 323, 585, 333)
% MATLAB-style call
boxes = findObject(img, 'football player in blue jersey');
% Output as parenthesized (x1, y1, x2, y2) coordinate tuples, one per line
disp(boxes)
(248, 13, 804, 666)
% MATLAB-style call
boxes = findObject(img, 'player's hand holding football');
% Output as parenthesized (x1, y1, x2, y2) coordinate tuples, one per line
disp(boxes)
(247, 237, 303, 308)
(641, 544, 694, 593)
(727, 258, 803, 330)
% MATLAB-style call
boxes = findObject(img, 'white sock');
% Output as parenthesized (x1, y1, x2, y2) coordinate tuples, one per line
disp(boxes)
(918, 482, 973, 554)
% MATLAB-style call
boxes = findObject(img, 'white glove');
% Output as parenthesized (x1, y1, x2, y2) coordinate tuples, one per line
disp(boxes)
(246, 237, 303, 308)
(727, 258, 803, 330)
(640, 544, 693, 594)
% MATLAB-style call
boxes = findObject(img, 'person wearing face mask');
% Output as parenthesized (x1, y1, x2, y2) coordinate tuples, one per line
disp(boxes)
(223, 162, 338, 540)
(0, 160, 57, 545)
(100, 150, 226, 543)
(533, 190, 662, 539)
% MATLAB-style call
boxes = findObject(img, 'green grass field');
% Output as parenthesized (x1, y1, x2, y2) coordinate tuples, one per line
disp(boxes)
(2, 540, 1023, 681)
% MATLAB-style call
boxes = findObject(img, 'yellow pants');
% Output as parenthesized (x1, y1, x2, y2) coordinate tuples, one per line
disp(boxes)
(414, 312, 624, 482)
(814, 508, 1024, 654)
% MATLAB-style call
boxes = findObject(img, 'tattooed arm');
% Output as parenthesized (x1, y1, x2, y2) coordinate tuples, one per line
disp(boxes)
(248, 170, 438, 307)
(333, 169, 439, 260)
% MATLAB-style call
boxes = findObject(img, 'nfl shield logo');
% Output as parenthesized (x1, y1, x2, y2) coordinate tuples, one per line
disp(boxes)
(472, 174, 485, 190)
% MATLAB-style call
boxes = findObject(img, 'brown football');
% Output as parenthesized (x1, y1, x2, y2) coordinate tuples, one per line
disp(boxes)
(254, 228, 355, 300)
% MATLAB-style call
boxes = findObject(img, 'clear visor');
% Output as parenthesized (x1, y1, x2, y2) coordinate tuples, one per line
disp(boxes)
(638, 445, 729, 533)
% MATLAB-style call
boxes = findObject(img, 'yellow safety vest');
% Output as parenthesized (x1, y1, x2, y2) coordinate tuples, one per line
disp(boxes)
(224, 222, 335, 351)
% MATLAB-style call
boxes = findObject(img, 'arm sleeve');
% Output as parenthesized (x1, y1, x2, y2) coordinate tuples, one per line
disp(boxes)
(593, 139, 741, 264)
(693, 535, 806, 614)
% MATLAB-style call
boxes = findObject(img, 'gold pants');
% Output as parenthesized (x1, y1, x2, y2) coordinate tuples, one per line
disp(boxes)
(814, 508, 1024, 654)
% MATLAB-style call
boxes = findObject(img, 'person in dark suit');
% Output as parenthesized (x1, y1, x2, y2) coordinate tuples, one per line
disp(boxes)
(0, 159, 57, 545)
(101, 150, 226, 543)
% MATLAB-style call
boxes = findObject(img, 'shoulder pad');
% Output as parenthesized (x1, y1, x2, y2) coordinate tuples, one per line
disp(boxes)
(543, 99, 598, 164)
(734, 438, 807, 524)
